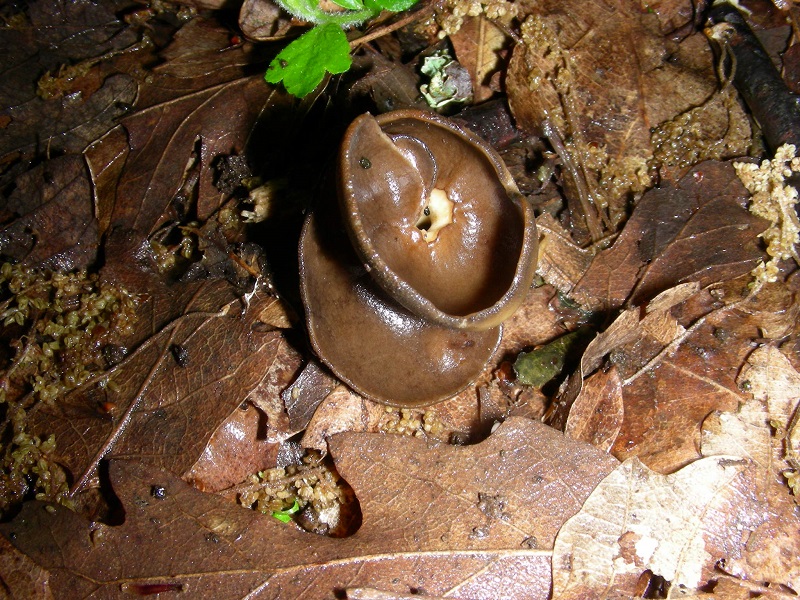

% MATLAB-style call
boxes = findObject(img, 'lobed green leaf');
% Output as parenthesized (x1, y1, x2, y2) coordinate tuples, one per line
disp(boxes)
(265, 23, 352, 97)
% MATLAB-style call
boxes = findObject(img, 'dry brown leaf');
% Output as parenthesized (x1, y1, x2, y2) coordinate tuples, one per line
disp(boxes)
(741, 344, 800, 422)
(331, 417, 619, 553)
(450, 17, 509, 103)
(0, 418, 618, 598)
(552, 455, 750, 597)
(244, 334, 304, 440)
(551, 283, 697, 431)
(534, 212, 594, 296)
(302, 385, 387, 452)
(0, 0, 139, 163)
(506, 0, 752, 240)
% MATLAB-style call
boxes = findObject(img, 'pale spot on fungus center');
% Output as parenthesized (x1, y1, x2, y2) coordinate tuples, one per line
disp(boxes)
(415, 187, 454, 242)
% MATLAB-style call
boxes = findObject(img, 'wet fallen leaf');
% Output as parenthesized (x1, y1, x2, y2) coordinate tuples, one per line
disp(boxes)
(0, 0, 139, 163)
(0, 535, 50, 600)
(184, 401, 280, 493)
(1, 418, 618, 599)
(564, 366, 623, 452)
(572, 161, 768, 311)
(0, 156, 98, 270)
(28, 287, 284, 491)
(2, 0, 799, 596)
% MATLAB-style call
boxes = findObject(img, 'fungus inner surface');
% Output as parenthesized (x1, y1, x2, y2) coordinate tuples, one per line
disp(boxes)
(414, 187, 455, 242)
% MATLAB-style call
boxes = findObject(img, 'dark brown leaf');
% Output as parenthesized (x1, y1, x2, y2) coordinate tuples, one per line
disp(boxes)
(572, 161, 768, 311)
(1, 155, 98, 270)
(0, 0, 138, 162)
(29, 286, 283, 488)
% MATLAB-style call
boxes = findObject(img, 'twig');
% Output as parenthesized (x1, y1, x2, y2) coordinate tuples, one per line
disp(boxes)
(349, 2, 436, 50)
(707, 2, 800, 151)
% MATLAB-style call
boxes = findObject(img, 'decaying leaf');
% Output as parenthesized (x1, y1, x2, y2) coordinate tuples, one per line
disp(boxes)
(572, 161, 768, 312)
(697, 345, 800, 591)
(28, 287, 286, 491)
(0, 0, 139, 163)
(559, 278, 800, 474)
(506, 1, 722, 238)
(564, 366, 623, 452)
(0, 418, 619, 599)
(450, 16, 509, 103)
(552, 456, 750, 597)
(1, 156, 98, 270)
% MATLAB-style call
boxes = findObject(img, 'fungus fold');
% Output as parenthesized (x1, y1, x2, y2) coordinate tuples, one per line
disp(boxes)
(299, 110, 537, 407)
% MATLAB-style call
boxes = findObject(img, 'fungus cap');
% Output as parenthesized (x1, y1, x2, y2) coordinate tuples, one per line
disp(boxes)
(339, 109, 538, 331)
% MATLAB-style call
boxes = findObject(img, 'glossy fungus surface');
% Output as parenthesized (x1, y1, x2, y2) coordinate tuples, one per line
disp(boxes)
(299, 110, 537, 406)
(339, 110, 538, 330)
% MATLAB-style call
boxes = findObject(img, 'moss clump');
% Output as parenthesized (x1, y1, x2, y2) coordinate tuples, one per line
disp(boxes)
(379, 406, 445, 438)
(237, 451, 353, 535)
(734, 144, 800, 287)
(0, 262, 138, 515)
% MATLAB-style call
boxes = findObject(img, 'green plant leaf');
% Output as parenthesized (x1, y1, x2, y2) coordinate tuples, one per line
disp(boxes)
(364, 0, 418, 12)
(271, 499, 301, 523)
(265, 23, 352, 97)
(330, 0, 366, 10)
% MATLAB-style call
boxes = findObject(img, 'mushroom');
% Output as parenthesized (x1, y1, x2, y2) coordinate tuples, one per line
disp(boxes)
(299, 109, 537, 407)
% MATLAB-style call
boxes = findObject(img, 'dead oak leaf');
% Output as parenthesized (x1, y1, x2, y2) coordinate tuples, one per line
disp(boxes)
(28, 285, 285, 491)
(558, 280, 796, 473)
(552, 456, 750, 598)
(184, 331, 304, 492)
(1, 418, 618, 599)
(329, 417, 619, 554)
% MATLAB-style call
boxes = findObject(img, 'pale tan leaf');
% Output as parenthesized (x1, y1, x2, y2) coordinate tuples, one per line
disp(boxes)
(552, 456, 749, 597)
(739, 345, 800, 423)
(696, 346, 800, 591)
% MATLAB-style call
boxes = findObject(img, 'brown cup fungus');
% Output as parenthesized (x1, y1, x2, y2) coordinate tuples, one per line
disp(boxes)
(299, 110, 537, 407)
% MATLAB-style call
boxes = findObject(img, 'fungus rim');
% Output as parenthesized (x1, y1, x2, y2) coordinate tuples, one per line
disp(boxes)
(339, 109, 538, 331)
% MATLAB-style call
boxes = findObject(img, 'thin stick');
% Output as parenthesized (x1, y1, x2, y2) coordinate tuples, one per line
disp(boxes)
(350, 3, 435, 50)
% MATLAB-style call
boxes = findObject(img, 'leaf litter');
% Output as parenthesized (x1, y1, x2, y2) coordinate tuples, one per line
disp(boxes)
(1, 0, 800, 597)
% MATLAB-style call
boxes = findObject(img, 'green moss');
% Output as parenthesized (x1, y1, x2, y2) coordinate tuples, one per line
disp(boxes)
(0, 263, 138, 516)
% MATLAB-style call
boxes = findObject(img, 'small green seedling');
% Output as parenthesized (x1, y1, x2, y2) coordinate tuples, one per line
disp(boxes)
(271, 499, 301, 523)
(265, 0, 420, 97)
(419, 51, 472, 108)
